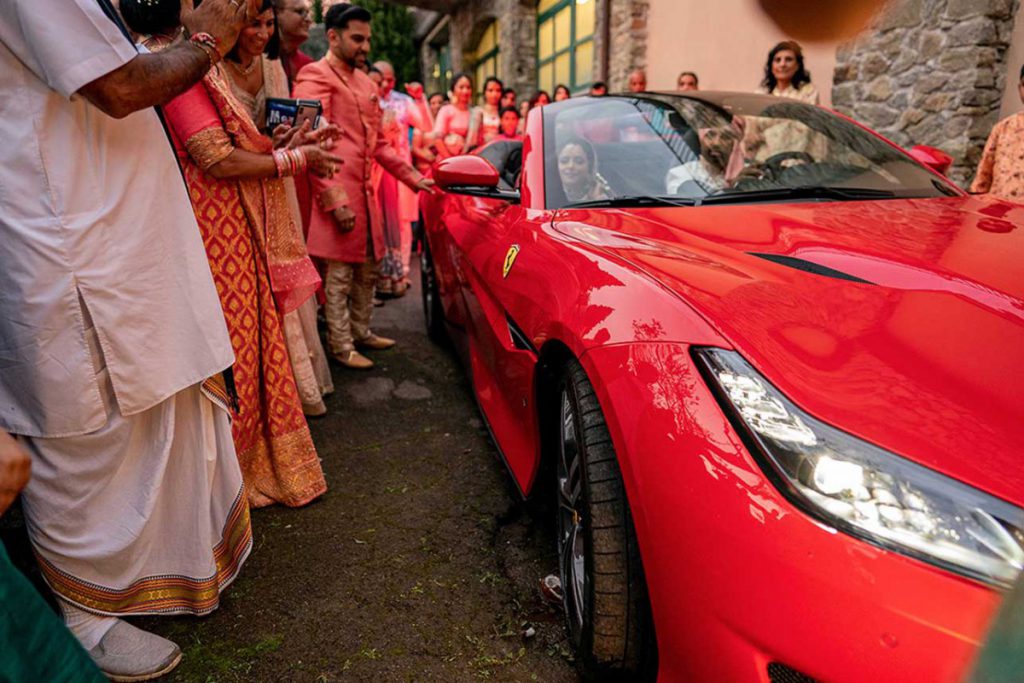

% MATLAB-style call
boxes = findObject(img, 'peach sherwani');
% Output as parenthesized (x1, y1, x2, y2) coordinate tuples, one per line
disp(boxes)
(293, 52, 422, 264)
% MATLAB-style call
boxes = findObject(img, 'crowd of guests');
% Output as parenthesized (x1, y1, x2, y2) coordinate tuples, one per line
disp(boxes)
(424, 39, 822, 156)
(0, 0, 437, 680)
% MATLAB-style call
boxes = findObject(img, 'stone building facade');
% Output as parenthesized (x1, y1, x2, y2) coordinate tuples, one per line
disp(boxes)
(418, 0, 538, 98)
(416, 0, 653, 98)
(833, 0, 1021, 185)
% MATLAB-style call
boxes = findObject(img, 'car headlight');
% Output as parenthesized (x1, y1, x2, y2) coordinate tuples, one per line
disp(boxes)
(695, 347, 1024, 588)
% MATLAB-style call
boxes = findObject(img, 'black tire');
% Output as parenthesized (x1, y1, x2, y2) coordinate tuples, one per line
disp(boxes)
(556, 359, 656, 681)
(420, 237, 447, 344)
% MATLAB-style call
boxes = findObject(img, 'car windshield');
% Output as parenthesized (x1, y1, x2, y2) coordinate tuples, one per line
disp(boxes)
(542, 93, 958, 210)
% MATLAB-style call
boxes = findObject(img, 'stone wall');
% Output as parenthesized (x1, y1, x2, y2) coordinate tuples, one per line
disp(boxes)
(497, 0, 538, 96)
(604, 0, 650, 90)
(832, 0, 1020, 186)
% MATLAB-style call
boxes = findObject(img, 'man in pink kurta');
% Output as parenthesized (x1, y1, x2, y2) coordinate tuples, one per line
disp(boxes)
(374, 61, 432, 282)
(293, 3, 433, 369)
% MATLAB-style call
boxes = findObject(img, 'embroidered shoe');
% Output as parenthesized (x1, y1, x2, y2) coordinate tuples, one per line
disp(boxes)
(88, 620, 182, 682)
(355, 334, 396, 351)
(334, 350, 374, 369)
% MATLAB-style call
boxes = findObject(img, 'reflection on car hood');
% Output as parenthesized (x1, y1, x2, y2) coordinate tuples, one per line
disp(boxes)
(553, 195, 1024, 505)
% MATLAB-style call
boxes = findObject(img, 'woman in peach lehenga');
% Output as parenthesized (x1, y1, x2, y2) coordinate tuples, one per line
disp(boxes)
(162, 3, 335, 508)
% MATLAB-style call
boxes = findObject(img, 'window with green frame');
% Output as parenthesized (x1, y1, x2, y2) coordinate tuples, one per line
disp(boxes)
(431, 44, 453, 96)
(472, 21, 500, 103)
(536, 0, 595, 95)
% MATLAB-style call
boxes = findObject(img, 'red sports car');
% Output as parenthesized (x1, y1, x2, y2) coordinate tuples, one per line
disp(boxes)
(418, 92, 1023, 682)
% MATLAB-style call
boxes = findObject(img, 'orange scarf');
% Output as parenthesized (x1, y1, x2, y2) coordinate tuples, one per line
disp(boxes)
(202, 64, 320, 314)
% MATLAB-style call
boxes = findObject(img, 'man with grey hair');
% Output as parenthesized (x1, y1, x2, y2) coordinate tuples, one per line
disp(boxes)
(273, 0, 314, 88)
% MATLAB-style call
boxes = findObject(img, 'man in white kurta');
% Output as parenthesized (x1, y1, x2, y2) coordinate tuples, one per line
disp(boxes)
(0, 0, 253, 679)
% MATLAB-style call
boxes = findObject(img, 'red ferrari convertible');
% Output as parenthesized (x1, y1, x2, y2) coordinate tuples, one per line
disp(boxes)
(418, 92, 1023, 682)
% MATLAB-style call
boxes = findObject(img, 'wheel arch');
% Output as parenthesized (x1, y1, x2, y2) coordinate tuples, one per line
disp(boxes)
(529, 338, 651, 518)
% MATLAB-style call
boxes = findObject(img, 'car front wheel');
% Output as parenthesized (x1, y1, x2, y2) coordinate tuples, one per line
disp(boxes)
(556, 359, 656, 681)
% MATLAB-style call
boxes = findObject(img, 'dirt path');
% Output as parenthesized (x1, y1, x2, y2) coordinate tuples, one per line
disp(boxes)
(137, 268, 580, 682)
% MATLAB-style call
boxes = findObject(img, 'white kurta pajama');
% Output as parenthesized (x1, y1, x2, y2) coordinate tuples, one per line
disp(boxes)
(0, 0, 251, 615)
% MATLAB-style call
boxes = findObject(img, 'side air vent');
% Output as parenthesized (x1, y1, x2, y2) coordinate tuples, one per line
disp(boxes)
(506, 315, 537, 354)
(749, 252, 874, 284)
(767, 662, 819, 683)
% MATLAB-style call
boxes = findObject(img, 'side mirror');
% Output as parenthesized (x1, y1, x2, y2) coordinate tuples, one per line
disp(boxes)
(908, 145, 953, 176)
(434, 155, 520, 202)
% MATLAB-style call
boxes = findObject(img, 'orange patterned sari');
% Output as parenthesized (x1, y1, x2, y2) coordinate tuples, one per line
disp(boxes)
(164, 65, 326, 508)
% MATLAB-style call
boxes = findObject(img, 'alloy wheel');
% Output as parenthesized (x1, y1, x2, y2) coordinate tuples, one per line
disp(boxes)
(557, 388, 587, 641)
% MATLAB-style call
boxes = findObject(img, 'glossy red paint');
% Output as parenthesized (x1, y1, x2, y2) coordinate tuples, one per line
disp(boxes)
(580, 343, 1000, 683)
(433, 155, 500, 189)
(554, 198, 1024, 506)
(419, 105, 1022, 681)
(909, 144, 954, 175)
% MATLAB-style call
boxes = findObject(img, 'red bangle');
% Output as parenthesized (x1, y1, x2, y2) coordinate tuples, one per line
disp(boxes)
(189, 32, 221, 66)
(273, 150, 287, 177)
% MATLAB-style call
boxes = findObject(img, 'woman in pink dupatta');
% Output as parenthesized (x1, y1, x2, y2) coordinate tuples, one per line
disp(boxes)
(162, 5, 339, 508)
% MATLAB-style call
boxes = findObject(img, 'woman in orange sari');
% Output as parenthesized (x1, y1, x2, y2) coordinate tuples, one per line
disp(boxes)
(162, 2, 339, 508)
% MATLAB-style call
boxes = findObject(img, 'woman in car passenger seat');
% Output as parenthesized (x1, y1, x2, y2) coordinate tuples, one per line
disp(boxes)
(558, 137, 611, 203)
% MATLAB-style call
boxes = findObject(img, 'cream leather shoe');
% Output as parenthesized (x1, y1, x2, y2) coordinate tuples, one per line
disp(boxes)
(355, 334, 396, 351)
(334, 349, 374, 369)
(88, 620, 182, 682)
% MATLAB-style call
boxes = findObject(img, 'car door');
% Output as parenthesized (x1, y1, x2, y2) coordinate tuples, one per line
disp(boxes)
(446, 189, 552, 494)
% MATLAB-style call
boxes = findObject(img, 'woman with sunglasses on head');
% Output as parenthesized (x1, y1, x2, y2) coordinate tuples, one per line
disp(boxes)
(157, 0, 343, 506)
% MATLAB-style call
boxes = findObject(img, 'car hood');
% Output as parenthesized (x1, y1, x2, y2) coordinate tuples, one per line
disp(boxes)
(554, 196, 1024, 505)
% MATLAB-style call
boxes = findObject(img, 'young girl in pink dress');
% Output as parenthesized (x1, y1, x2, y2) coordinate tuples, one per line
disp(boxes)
(433, 73, 474, 158)
(468, 76, 503, 150)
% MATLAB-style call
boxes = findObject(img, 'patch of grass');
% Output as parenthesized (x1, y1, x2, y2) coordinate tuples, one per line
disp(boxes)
(472, 647, 526, 679)
(478, 571, 504, 586)
(174, 633, 284, 681)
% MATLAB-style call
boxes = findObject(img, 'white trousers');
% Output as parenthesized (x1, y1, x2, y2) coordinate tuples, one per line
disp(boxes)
(19, 320, 251, 616)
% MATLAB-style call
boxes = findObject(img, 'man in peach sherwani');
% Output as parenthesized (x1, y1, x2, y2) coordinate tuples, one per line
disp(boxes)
(294, 3, 434, 369)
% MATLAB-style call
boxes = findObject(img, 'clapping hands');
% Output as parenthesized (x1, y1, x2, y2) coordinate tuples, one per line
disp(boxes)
(272, 120, 343, 151)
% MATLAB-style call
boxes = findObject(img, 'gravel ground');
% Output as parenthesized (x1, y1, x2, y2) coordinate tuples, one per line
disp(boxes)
(123, 266, 581, 682)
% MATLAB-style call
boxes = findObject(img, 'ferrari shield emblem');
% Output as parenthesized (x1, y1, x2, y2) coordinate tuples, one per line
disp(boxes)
(503, 244, 520, 279)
